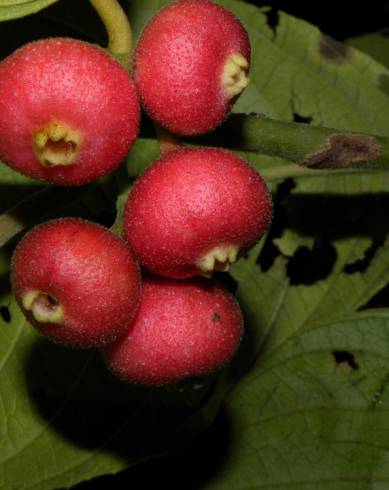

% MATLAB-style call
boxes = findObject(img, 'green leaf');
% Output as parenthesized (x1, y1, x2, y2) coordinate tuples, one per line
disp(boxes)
(349, 30, 389, 71)
(204, 309, 389, 489)
(0, 0, 60, 21)
(126, 136, 160, 179)
(198, 152, 389, 488)
(0, 293, 230, 490)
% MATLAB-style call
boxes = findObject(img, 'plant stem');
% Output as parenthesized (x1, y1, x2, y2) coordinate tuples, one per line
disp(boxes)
(194, 114, 389, 171)
(89, 0, 132, 65)
(261, 164, 374, 182)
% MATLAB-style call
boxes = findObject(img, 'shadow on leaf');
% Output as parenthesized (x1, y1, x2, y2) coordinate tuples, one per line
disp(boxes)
(0, 184, 46, 214)
(24, 336, 231, 464)
(72, 407, 234, 490)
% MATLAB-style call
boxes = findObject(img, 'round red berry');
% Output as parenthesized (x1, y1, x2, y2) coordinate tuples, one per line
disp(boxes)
(102, 275, 243, 385)
(124, 147, 272, 278)
(0, 38, 140, 185)
(12, 218, 141, 348)
(134, 0, 250, 135)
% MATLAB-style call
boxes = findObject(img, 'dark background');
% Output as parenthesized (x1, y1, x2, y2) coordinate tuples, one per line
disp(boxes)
(261, 0, 389, 40)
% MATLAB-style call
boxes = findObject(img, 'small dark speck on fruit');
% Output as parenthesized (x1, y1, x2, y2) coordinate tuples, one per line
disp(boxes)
(212, 312, 221, 321)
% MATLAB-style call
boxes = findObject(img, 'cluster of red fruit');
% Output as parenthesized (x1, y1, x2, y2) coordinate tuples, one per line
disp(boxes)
(3, 0, 272, 385)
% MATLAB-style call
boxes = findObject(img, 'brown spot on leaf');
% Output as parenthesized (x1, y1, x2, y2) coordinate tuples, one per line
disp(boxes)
(301, 133, 380, 169)
(319, 35, 352, 63)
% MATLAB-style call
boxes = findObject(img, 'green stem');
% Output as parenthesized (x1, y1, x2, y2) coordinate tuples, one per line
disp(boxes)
(89, 0, 132, 66)
(194, 114, 389, 171)
(261, 164, 375, 182)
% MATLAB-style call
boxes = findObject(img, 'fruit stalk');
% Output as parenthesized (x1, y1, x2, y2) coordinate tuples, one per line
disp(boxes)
(89, 0, 132, 65)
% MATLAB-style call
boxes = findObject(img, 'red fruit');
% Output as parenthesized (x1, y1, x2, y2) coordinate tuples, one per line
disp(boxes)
(134, 0, 250, 136)
(12, 218, 141, 348)
(0, 38, 140, 185)
(124, 147, 272, 278)
(102, 275, 243, 385)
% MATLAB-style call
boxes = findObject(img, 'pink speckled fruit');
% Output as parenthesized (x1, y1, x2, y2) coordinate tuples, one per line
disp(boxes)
(102, 275, 243, 385)
(124, 147, 272, 278)
(12, 218, 141, 348)
(134, 0, 250, 136)
(0, 38, 140, 185)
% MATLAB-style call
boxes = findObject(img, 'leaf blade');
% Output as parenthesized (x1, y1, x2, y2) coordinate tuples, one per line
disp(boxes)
(0, 0, 60, 21)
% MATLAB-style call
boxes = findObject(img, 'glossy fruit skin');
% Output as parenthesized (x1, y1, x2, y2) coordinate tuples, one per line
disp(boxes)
(12, 218, 141, 348)
(124, 147, 272, 278)
(0, 38, 140, 185)
(102, 275, 243, 385)
(134, 0, 250, 136)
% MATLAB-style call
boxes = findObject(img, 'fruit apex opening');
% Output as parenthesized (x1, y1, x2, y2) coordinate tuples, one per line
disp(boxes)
(21, 290, 64, 324)
(196, 245, 240, 274)
(221, 53, 250, 98)
(33, 122, 82, 167)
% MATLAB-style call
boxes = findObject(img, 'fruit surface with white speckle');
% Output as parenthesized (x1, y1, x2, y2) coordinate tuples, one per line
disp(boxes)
(102, 275, 243, 385)
(124, 147, 272, 278)
(0, 38, 139, 185)
(134, 0, 250, 135)
(12, 218, 141, 347)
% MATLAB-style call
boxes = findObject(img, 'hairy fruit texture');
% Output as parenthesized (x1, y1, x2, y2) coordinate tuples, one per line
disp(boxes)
(124, 147, 272, 278)
(102, 275, 243, 385)
(134, 0, 250, 136)
(0, 38, 140, 185)
(12, 218, 141, 348)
